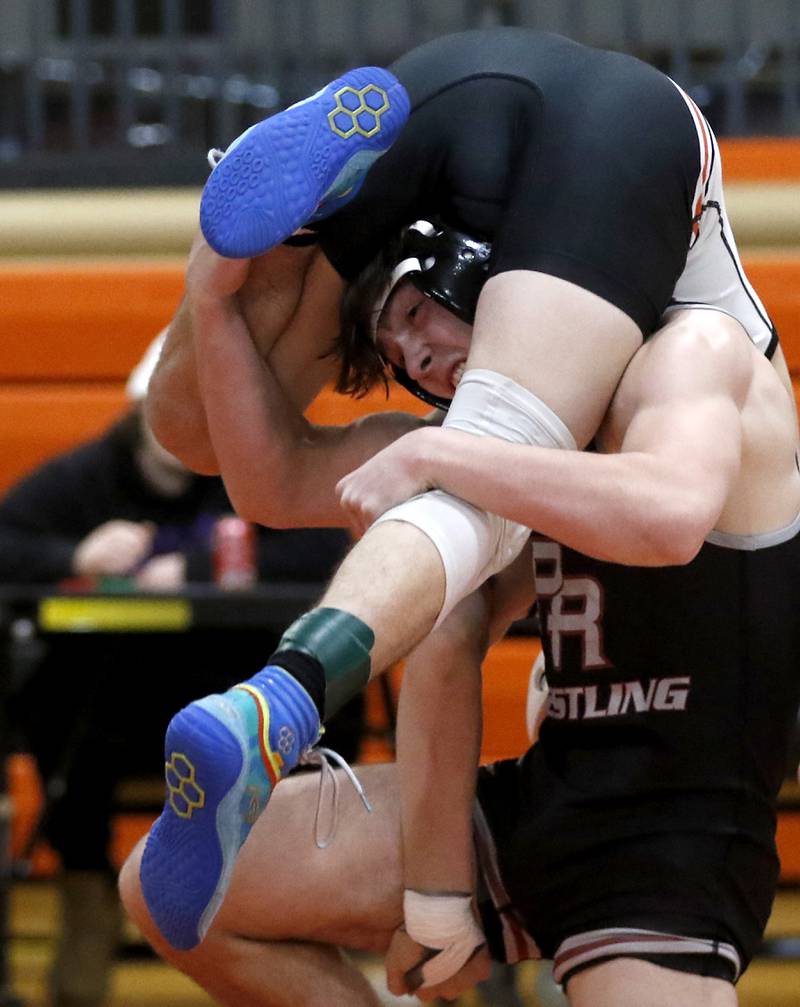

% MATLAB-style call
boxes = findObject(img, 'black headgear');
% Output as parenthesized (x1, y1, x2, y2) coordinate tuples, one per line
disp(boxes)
(375, 220, 492, 410)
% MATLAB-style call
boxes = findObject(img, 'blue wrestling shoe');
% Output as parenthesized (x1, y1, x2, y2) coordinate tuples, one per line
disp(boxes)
(199, 66, 410, 258)
(139, 666, 320, 951)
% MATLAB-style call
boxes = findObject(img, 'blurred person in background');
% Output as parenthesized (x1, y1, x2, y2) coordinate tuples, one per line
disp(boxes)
(0, 333, 349, 594)
(2, 334, 353, 1007)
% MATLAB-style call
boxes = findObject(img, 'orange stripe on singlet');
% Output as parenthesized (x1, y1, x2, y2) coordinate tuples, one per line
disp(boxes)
(681, 90, 713, 240)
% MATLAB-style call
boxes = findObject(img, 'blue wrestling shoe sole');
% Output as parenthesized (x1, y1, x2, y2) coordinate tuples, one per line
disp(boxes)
(139, 668, 319, 951)
(139, 696, 254, 951)
(199, 66, 410, 258)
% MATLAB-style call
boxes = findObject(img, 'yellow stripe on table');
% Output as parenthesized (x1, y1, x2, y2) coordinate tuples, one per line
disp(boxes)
(38, 597, 191, 633)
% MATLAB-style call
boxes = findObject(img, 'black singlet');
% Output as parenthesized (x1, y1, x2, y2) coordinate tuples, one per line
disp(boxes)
(314, 28, 701, 334)
(478, 518, 800, 966)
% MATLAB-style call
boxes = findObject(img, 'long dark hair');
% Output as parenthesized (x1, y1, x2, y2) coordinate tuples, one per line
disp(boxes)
(332, 230, 406, 398)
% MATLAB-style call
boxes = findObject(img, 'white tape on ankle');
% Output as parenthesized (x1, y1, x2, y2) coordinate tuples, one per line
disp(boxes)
(403, 890, 486, 989)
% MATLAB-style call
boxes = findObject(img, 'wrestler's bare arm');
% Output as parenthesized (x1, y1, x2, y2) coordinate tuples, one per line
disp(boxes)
(394, 545, 533, 892)
(193, 295, 435, 527)
(340, 312, 754, 565)
(396, 591, 486, 893)
(386, 589, 489, 1000)
(386, 551, 534, 999)
(146, 237, 320, 473)
(149, 237, 436, 527)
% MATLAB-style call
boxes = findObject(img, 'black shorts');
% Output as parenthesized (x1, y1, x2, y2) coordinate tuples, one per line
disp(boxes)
(318, 29, 705, 335)
(472, 754, 772, 987)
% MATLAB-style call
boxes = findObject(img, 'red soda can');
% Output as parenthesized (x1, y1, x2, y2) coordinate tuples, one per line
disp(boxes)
(212, 515, 257, 590)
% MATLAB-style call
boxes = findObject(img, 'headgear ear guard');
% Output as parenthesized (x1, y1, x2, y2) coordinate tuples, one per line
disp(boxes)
(373, 220, 492, 410)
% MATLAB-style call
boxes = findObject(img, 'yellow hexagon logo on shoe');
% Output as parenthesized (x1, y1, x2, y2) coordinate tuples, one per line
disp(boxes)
(165, 752, 206, 820)
(328, 84, 389, 138)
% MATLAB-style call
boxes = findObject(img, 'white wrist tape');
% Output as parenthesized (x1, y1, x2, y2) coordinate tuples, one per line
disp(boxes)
(403, 890, 486, 989)
(376, 369, 576, 626)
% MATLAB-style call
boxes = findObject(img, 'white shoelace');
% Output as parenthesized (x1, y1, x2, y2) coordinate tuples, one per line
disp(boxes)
(207, 147, 225, 169)
(299, 746, 373, 849)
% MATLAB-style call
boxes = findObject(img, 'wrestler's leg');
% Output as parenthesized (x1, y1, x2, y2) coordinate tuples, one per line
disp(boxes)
(121, 764, 403, 1007)
(319, 520, 446, 672)
(566, 958, 737, 1007)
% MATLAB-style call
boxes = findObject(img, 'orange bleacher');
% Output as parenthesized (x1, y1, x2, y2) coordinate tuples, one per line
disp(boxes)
(0, 259, 435, 493)
(1, 251, 800, 494)
(719, 137, 800, 182)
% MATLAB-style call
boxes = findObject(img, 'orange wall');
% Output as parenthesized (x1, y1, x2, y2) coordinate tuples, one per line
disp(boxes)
(719, 138, 800, 181)
(1, 247, 799, 493)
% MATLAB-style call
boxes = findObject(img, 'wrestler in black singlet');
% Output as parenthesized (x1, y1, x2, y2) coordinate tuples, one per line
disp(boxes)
(315, 28, 800, 981)
(314, 28, 701, 335)
(477, 518, 800, 981)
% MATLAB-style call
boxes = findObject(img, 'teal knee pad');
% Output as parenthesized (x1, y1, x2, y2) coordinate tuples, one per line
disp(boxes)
(275, 607, 374, 718)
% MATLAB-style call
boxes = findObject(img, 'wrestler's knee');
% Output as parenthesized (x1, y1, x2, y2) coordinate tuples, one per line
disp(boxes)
(119, 833, 239, 984)
(118, 837, 161, 949)
(424, 588, 490, 660)
(119, 836, 195, 963)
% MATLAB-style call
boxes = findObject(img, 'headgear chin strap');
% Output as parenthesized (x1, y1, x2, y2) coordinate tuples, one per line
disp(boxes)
(390, 363, 453, 411)
(374, 220, 492, 410)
